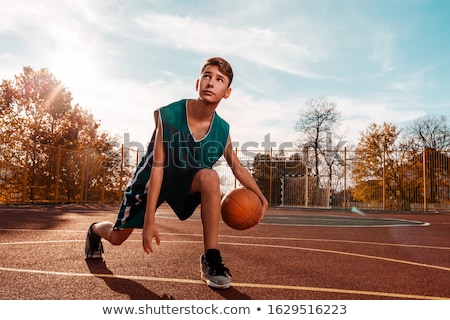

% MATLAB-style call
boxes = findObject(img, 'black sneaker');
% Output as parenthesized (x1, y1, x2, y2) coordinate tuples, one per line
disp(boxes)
(200, 249, 232, 289)
(84, 223, 103, 259)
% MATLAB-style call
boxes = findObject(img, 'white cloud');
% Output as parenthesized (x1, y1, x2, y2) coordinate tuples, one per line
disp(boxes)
(1, 0, 449, 153)
(218, 90, 303, 150)
(390, 63, 438, 93)
(334, 96, 425, 142)
(369, 31, 396, 73)
(134, 12, 321, 79)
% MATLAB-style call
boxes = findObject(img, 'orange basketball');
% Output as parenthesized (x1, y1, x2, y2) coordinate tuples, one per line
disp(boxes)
(221, 188, 263, 230)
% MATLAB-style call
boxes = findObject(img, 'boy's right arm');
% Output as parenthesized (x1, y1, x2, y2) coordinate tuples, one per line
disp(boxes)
(142, 114, 164, 254)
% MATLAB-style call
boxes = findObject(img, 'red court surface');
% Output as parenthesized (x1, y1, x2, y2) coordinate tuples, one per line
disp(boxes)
(0, 204, 449, 300)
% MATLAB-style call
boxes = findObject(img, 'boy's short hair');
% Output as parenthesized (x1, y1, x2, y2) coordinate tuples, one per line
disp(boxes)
(200, 57, 233, 87)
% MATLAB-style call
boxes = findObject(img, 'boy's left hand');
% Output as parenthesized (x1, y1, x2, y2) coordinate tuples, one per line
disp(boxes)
(142, 223, 160, 254)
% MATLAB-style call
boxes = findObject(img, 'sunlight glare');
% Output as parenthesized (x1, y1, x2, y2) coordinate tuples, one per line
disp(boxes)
(51, 50, 100, 96)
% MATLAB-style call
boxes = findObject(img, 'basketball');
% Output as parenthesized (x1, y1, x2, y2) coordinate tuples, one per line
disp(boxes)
(221, 188, 263, 230)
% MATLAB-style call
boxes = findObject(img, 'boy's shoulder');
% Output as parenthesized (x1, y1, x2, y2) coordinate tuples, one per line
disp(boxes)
(214, 111, 229, 127)
(157, 99, 186, 120)
(159, 99, 186, 111)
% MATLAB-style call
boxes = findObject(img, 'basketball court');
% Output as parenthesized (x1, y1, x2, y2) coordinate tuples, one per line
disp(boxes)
(0, 203, 449, 300)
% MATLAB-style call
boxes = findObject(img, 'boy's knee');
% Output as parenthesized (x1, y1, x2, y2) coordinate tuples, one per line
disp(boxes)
(191, 169, 220, 194)
(197, 169, 220, 185)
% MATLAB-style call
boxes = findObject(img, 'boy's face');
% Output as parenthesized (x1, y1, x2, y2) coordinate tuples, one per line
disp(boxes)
(196, 65, 232, 103)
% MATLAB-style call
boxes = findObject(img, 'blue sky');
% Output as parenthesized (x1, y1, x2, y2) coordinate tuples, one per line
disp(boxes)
(1, 0, 449, 150)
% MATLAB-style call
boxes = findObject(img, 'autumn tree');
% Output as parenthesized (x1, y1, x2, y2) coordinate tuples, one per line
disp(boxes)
(0, 67, 123, 203)
(403, 114, 450, 151)
(352, 123, 392, 207)
(402, 115, 450, 205)
(295, 96, 341, 205)
(351, 122, 424, 209)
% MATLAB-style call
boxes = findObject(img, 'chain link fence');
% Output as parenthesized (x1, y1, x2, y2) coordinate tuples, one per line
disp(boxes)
(2, 143, 449, 211)
(218, 147, 450, 211)
(0, 142, 136, 204)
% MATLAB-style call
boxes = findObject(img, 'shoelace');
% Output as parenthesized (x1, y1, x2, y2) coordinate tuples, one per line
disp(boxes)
(207, 257, 232, 277)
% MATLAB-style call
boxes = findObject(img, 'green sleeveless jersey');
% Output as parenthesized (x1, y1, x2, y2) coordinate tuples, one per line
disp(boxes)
(114, 99, 230, 228)
(159, 99, 230, 182)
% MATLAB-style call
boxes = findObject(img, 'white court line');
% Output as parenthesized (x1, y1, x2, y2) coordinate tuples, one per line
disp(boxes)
(157, 213, 431, 228)
(1, 238, 449, 272)
(1, 229, 449, 251)
(0, 265, 447, 300)
(1, 238, 449, 300)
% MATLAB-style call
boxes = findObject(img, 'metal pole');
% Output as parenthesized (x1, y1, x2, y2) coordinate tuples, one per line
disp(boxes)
(80, 150, 86, 204)
(305, 148, 309, 207)
(84, 148, 89, 202)
(383, 141, 386, 210)
(423, 146, 427, 212)
(101, 167, 105, 203)
(269, 147, 273, 206)
(234, 147, 238, 189)
(119, 144, 124, 202)
(21, 142, 30, 203)
(343, 147, 347, 209)
(55, 145, 61, 203)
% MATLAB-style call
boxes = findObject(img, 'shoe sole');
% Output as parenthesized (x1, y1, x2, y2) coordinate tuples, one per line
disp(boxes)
(201, 274, 231, 289)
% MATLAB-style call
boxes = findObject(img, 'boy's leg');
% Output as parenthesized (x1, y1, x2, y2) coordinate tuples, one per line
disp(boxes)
(189, 169, 221, 251)
(190, 169, 231, 289)
(85, 222, 134, 259)
(91, 222, 134, 246)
